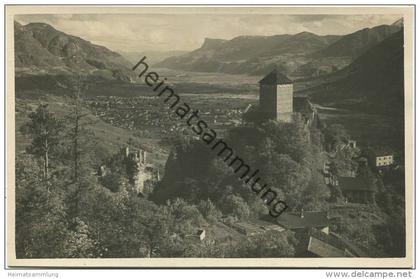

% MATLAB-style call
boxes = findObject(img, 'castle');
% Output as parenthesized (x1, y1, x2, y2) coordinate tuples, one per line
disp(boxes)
(121, 146, 160, 195)
(259, 69, 294, 122)
(98, 146, 160, 196)
(258, 69, 318, 126)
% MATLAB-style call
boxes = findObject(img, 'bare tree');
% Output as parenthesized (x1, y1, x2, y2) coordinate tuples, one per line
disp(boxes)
(69, 75, 90, 182)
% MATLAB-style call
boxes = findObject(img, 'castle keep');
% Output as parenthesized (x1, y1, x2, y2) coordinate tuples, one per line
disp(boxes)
(259, 69, 294, 122)
(258, 69, 318, 127)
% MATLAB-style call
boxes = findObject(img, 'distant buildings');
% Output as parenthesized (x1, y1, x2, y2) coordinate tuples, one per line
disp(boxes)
(86, 95, 245, 137)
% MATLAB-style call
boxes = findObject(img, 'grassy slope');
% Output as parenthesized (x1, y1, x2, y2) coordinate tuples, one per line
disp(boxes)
(15, 94, 169, 170)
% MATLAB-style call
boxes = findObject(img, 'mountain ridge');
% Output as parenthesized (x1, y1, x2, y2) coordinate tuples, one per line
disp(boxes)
(156, 24, 402, 77)
(312, 24, 401, 59)
(302, 29, 404, 116)
(14, 21, 133, 81)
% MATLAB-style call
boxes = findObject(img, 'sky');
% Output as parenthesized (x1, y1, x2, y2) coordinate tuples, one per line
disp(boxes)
(15, 12, 402, 53)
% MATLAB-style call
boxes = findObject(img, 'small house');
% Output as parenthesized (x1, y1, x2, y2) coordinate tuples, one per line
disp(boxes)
(303, 229, 366, 257)
(337, 176, 377, 204)
(307, 236, 347, 257)
(197, 229, 206, 241)
(368, 147, 394, 168)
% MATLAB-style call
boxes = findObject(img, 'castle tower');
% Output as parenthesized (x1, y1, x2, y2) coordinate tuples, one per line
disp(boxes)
(259, 69, 293, 122)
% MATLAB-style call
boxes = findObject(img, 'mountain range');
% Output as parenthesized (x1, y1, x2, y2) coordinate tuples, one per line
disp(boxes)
(156, 22, 402, 77)
(14, 21, 133, 81)
(14, 19, 402, 82)
(14, 19, 405, 116)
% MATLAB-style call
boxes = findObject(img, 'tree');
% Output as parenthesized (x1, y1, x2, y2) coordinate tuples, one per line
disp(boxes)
(302, 169, 330, 210)
(222, 194, 250, 219)
(242, 105, 262, 125)
(62, 217, 96, 258)
(63, 76, 99, 218)
(67, 75, 93, 182)
(260, 153, 311, 211)
(260, 117, 311, 164)
(163, 198, 206, 235)
(198, 199, 222, 223)
(15, 154, 69, 258)
(21, 104, 61, 179)
(324, 124, 349, 152)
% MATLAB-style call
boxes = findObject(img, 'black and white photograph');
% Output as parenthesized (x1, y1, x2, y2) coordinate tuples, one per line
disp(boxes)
(4, 5, 415, 268)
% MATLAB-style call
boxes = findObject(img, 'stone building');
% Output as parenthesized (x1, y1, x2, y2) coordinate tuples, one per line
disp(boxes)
(99, 146, 160, 196)
(122, 147, 159, 195)
(259, 69, 294, 122)
(256, 69, 318, 126)
(293, 95, 319, 128)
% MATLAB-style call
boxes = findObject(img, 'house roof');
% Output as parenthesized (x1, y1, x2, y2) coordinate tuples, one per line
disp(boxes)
(338, 176, 377, 192)
(371, 147, 393, 157)
(254, 219, 286, 233)
(329, 232, 367, 257)
(307, 229, 366, 257)
(276, 211, 329, 230)
(308, 236, 346, 257)
(234, 222, 265, 234)
(259, 69, 293, 85)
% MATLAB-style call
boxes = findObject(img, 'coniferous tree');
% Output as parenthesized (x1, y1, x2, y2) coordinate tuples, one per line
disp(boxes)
(21, 104, 61, 180)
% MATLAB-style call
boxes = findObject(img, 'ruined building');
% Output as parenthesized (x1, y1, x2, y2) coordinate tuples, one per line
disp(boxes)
(98, 146, 160, 196)
(122, 146, 160, 195)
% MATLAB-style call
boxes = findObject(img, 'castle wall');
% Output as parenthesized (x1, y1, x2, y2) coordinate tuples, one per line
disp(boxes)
(259, 84, 277, 120)
(132, 164, 153, 193)
(276, 84, 293, 122)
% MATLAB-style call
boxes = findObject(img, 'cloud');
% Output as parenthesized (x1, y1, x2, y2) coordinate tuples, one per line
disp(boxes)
(15, 13, 402, 53)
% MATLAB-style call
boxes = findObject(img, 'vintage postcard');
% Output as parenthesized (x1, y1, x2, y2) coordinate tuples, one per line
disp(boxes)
(5, 5, 414, 268)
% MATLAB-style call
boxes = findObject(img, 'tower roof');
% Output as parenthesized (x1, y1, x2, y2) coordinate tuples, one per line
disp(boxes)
(259, 69, 293, 85)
